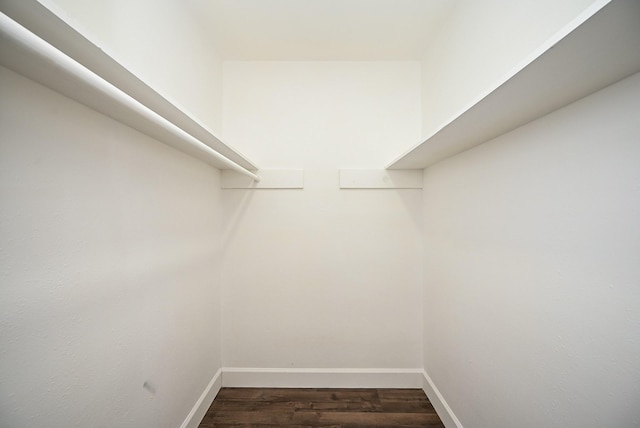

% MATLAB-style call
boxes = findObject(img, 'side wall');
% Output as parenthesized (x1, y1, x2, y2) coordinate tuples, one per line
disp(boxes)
(1, 2, 226, 425)
(422, 72, 640, 427)
(220, 62, 424, 377)
(37, 0, 224, 131)
(420, 0, 599, 138)
(0, 65, 223, 427)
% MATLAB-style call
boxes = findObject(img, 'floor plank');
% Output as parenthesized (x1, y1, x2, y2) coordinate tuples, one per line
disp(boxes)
(198, 388, 445, 427)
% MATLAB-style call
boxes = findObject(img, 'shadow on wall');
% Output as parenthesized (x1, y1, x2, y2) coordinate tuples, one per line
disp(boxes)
(219, 188, 256, 255)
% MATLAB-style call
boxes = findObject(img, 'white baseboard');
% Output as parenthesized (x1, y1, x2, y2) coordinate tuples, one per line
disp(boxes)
(180, 368, 222, 428)
(421, 370, 463, 428)
(222, 368, 423, 389)
(180, 367, 461, 428)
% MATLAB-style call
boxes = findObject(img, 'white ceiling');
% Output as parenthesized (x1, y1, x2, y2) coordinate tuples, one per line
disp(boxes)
(184, 0, 456, 60)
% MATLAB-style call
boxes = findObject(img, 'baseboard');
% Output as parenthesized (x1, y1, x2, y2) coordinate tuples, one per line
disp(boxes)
(421, 370, 463, 428)
(180, 368, 222, 428)
(180, 368, 459, 427)
(221, 368, 423, 388)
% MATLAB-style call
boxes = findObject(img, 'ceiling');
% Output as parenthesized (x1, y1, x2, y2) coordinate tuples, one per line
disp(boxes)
(184, 0, 456, 61)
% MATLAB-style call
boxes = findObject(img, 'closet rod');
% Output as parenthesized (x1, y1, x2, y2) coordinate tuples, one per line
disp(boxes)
(0, 12, 260, 182)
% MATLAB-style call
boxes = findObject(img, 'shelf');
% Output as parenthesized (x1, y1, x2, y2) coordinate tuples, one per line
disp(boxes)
(339, 170, 423, 189)
(221, 169, 304, 189)
(0, 0, 257, 172)
(388, 0, 640, 170)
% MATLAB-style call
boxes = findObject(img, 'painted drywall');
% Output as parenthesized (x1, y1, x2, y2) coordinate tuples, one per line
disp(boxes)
(185, 0, 455, 60)
(36, 0, 224, 132)
(420, 0, 599, 138)
(0, 66, 223, 427)
(422, 72, 640, 427)
(221, 62, 424, 371)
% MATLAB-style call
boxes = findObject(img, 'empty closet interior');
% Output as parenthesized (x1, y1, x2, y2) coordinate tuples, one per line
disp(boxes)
(1, 0, 639, 427)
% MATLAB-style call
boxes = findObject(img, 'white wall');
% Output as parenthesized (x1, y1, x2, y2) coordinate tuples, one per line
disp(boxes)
(420, 0, 599, 138)
(221, 62, 424, 371)
(37, 0, 224, 131)
(0, 66, 223, 427)
(422, 72, 640, 427)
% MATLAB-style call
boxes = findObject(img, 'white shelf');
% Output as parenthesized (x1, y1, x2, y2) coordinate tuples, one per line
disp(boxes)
(339, 170, 423, 189)
(388, 0, 640, 170)
(221, 169, 304, 189)
(0, 0, 257, 172)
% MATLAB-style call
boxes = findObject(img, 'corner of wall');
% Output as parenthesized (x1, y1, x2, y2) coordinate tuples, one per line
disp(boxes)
(421, 371, 463, 428)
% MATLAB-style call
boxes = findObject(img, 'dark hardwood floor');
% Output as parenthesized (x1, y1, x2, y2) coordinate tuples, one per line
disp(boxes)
(198, 387, 445, 427)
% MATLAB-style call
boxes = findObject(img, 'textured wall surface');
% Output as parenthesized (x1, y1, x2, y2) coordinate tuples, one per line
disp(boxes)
(420, 0, 598, 138)
(38, 0, 225, 131)
(221, 62, 424, 370)
(422, 72, 640, 428)
(0, 66, 223, 428)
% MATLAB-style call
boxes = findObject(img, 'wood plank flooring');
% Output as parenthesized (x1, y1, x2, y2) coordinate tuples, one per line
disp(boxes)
(198, 388, 445, 427)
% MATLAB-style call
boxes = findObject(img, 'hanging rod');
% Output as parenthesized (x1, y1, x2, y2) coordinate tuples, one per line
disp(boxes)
(0, 12, 260, 182)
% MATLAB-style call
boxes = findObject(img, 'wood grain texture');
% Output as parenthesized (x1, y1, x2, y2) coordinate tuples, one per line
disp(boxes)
(198, 388, 445, 427)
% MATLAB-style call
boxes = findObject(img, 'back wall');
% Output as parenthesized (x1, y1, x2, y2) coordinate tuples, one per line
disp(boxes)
(220, 62, 424, 373)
